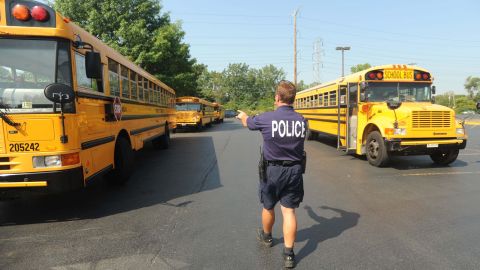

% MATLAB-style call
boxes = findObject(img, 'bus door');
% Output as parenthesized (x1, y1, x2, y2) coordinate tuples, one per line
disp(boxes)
(346, 83, 358, 152)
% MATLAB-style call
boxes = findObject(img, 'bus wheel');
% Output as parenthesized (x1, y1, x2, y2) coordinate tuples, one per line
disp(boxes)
(196, 121, 203, 131)
(366, 131, 389, 167)
(109, 136, 134, 184)
(430, 149, 459, 166)
(153, 125, 170, 150)
(306, 128, 317, 140)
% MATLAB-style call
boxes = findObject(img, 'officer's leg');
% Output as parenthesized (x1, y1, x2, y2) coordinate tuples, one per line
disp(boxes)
(280, 205, 297, 248)
(262, 208, 275, 234)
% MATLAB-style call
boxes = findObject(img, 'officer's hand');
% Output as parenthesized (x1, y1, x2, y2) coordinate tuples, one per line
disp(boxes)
(236, 110, 249, 127)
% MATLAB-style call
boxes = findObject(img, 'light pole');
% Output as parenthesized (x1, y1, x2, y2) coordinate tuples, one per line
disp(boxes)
(336, 46, 350, 77)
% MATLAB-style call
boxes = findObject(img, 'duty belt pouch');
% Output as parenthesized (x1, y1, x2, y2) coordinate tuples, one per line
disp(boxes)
(259, 147, 267, 182)
(301, 151, 307, 174)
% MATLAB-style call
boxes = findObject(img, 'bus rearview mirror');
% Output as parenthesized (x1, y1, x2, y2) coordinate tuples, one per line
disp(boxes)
(86, 51, 102, 79)
(477, 102, 480, 110)
(432, 85, 436, 95)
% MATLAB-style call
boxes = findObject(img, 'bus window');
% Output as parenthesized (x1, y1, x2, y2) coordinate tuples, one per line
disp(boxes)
(318, 94, 323, 107)
(143, 80, 149, 102)
(137, 76, 143, 101)
(330, 91, 337, 106)
(121, 65, 129, 98)
(130, 72, 137, 99)
(108, 59, 120, 96)
(324, 94, 329, 106)
(76, 53, 96, 91)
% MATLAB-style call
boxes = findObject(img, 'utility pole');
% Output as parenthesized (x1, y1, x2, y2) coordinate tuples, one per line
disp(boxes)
(293, 8, 299, 86)
(336, 46, 350, 77)
(313, 38, 324, 83)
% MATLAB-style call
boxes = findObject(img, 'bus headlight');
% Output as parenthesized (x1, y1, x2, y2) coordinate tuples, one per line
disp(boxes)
(394, 128, 406, 135)
(456, 128, 465, 135)
(33, 155, 61, 168)
(32, 153, 79, 168)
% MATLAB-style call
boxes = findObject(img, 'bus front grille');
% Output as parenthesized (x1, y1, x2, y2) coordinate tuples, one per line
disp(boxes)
(412, 111, 451, 128)
(0, 157, 11, 171)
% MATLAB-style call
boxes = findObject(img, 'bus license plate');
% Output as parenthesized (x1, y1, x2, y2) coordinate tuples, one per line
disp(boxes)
(384, 70, 414, 80)
(427, 144, 439, 148)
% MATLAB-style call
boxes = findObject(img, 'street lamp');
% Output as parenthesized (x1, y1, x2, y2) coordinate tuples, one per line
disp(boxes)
(336, 46, 350, 77)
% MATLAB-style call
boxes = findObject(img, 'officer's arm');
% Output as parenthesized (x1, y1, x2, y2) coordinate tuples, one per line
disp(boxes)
(236, 110, 249, 127)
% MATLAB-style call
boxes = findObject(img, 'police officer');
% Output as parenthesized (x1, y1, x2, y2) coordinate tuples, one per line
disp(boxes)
(237, 80, 306, 268)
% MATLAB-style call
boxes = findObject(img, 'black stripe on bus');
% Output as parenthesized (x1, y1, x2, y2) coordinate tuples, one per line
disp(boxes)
(121, 114, 170, 121)
(305, 117, 346, 124)
(296, 105, 347, 110)
(81, 135, 115, 150)
(300, 113, 346, 117)
(130, 124, 165, 136)
(77, 91, 172, 109)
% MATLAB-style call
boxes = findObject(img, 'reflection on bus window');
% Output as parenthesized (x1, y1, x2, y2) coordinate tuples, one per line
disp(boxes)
(366, 82, 431, 102)
(176, 103, 201, 111)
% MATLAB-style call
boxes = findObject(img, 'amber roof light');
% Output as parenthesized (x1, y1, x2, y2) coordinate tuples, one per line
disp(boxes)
(12, 4, 30, 21)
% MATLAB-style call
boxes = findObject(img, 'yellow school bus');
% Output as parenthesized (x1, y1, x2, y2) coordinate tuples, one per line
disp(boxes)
(213, 102, 225, 123)
(295, 64, 467, 167)
(0, 0, 176, 195)
(175, 97, 215, 130)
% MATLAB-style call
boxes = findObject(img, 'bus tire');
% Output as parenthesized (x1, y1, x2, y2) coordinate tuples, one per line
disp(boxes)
(196, 121, 203, 131)
(366, 131, 390, 167)
(153, 125, 170, 150)
(430, 148, 459, 166)
(109, 136, 134, 184)
(306, 128, 317, 140)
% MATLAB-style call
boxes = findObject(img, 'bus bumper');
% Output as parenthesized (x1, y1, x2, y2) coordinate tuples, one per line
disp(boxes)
(385, 138, 467, 155)
(0, 167, 84, 194)
(176, 122, 200, 128)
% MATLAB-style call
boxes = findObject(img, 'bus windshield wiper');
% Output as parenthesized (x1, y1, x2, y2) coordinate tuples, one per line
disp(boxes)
(0, 102, 20, 127)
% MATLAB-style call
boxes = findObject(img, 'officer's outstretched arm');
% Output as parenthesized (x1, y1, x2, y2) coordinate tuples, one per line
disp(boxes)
(236, 110, 249, 127)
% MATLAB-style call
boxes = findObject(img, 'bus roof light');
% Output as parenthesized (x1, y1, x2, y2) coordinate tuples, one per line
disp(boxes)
(12, 4, 30, 21)
(415, 73, 422, 80)
(376, 72, 383, 79)
(422, 73, 430, 80)
(31, 6, 49, 22)
(368, 73, 376, 79)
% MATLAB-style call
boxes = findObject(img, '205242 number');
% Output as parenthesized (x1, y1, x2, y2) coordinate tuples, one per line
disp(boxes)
(9, 143, 40, 152)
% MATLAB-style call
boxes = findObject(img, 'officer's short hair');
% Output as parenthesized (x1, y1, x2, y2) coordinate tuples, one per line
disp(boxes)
(276, 80, 296, 104)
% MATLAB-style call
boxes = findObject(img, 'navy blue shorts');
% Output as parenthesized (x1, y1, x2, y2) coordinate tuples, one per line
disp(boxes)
(259, 164, 304, 209)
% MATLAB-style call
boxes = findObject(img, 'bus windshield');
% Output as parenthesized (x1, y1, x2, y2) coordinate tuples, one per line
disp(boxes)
(176, 103, 201, 111)
(365, 82, 432, 102)
(0, 39, 72, 113)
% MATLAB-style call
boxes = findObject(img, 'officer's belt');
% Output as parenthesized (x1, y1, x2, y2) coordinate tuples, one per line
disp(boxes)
(266, 160, 302, 166)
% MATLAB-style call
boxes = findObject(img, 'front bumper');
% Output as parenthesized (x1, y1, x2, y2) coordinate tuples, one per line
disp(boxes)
(0, 167, 84, 194)
(176, 122, 200, 128)
(385, 138, 467, 155)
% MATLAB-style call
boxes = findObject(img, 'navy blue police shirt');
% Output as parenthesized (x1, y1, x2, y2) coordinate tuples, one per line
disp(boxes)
(247, 105, 307, 161)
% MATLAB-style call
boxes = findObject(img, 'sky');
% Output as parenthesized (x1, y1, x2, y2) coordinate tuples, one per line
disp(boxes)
(162, 0, 480, 94)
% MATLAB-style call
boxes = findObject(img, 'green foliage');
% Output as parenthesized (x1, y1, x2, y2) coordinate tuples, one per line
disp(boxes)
(434, 93, 476, 113)
(464, 76, 480, 99)
(54, 0, 201, 96)
(198, 63, 286, 112)
(350, 63, 372, 74)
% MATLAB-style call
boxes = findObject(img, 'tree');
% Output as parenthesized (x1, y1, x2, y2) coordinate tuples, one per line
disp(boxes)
(351, 63, 372, 74)
(54, 0, 201, 96)
(464, 76, 480, 99)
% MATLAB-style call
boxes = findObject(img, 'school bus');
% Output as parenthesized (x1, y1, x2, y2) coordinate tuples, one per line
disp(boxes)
(213, 102, 225, 123)
(0, 0, 176, 195)
(175, 97, 215, 130)
(295, 64, 467, 167)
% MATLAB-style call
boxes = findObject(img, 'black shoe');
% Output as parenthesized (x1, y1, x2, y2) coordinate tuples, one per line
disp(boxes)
(256, 228, 273, 247)
(283, 252, 296, 268)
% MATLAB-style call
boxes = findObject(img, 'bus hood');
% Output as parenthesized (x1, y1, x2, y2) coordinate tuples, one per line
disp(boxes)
(367, 102, 456, 130)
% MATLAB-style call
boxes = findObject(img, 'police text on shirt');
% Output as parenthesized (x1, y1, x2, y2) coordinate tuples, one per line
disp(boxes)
(271, 120, 305, 138)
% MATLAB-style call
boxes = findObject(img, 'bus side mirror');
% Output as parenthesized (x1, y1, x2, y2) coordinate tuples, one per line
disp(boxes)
(477, 102, 480, 110)
(360, 93, 366, 102)
(44, 83, 75, 104)
(86, 51, 102, 79)
(432, 85, 436, 95)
